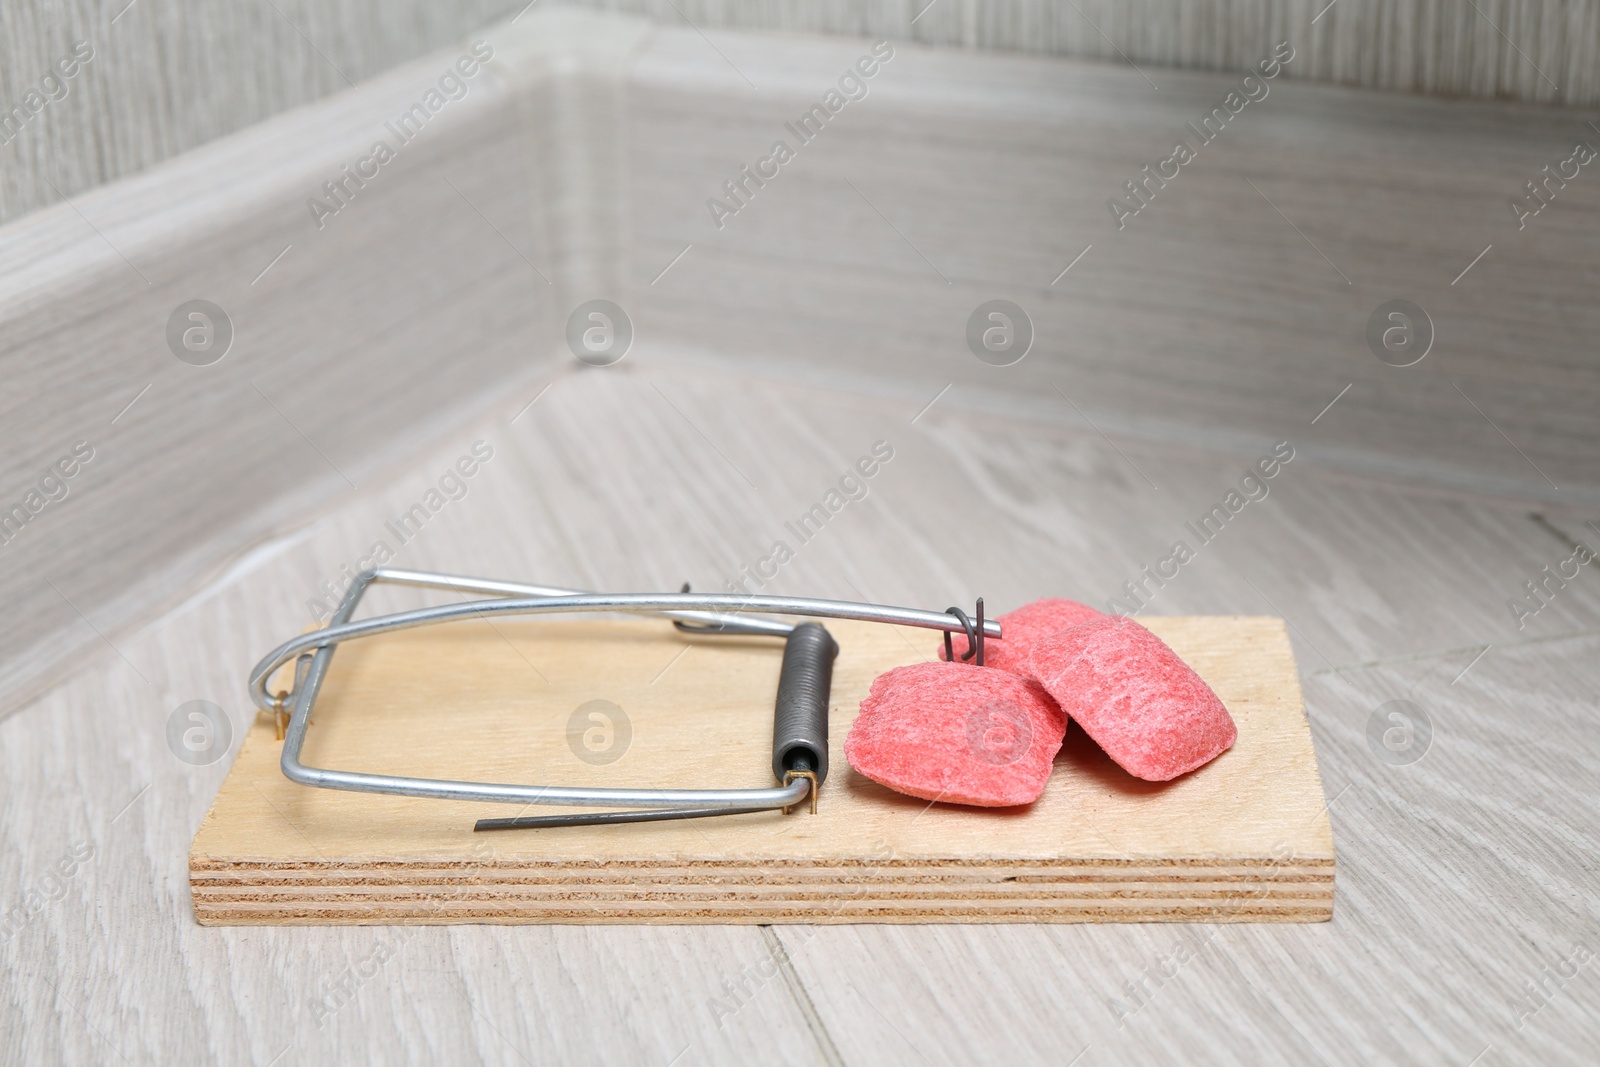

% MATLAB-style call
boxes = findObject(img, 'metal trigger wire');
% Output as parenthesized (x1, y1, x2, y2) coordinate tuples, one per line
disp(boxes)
(944, 605, 979, 665)
(941, 599, 986, 666)
(246, 568, 1004, 828)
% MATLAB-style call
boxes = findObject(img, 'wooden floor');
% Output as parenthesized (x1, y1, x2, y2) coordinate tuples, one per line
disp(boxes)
(3, 358, 1597, 1064)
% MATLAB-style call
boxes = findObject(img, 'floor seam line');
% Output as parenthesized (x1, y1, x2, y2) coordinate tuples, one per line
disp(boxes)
(1304, 628, 1600, 679)
(760, 926, 849, 1067)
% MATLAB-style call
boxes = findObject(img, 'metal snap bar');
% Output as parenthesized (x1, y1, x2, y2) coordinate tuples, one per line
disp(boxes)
(246, 568, 1000, 829)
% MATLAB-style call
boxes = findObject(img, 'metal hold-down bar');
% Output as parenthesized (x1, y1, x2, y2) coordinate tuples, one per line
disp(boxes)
(246, 568, 999, 827)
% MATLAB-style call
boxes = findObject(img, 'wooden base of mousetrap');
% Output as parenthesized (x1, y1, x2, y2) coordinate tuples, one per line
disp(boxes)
(191, 615, 1334, 925)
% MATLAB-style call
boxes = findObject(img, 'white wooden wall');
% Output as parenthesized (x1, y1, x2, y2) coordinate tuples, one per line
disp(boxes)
(4, 0, 1598, 223)
(4, 8, 1600, 717)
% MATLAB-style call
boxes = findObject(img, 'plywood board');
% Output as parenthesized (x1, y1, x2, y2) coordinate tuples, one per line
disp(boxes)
(190, 613, 1333, 924)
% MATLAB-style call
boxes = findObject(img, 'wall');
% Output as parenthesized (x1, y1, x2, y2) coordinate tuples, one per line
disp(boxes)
(4, 0, 1598, 224)
(3, 10, 1597, 719)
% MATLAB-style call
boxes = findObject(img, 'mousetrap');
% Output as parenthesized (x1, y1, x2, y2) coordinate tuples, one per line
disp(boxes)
(190, 569, 1334, 925)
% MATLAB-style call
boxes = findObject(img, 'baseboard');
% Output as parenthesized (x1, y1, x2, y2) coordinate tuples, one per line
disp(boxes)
(0, 11, 649, 716)
(2, 9, 1595, 717)
(623, 29, 1600, 508)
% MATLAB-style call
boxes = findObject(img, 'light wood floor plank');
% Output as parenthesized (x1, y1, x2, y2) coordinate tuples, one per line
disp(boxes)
(4, 363, 1597, 1064)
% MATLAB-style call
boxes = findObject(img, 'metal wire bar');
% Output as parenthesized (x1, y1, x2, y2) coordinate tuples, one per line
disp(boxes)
(246, 568, 1000, 817)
